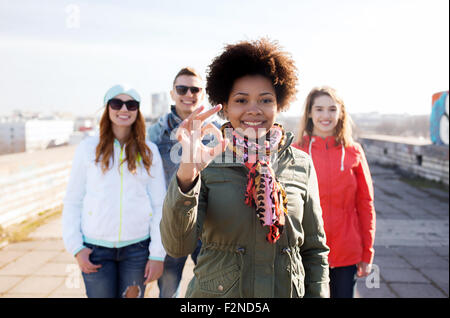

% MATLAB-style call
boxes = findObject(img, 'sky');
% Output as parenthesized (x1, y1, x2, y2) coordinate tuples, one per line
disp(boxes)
(0, 0, 448, 117)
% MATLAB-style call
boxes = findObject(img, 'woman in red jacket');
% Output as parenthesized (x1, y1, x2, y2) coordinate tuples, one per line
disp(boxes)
(293, 86, 376, 298)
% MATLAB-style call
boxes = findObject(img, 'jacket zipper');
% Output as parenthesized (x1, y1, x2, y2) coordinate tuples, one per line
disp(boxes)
(325, 140, 332, 242)
(118, 146, 124, 243)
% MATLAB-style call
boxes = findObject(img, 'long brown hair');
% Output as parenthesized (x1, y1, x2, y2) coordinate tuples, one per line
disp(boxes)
(297, 86, 353, 147)
(95, 106, 152, 175)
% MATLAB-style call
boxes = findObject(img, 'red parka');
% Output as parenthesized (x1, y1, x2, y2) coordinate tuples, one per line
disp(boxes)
(293, 136, 376, 267)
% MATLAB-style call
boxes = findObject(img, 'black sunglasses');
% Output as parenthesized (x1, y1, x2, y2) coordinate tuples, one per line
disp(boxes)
(108, 98, 140, 111)
(175, 85, 202, 95)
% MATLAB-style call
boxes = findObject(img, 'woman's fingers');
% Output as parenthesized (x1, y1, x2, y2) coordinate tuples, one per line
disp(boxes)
(175, 105, 226, 169)
(143, 261, 151, 285)
(356, 262, 372, 277)
(82, 262, 101, 274)
(144, 260, 164, 284)
(200, 122, 227, 159)
(200, 122, 222, 140)
(177, 105, 222, 148)
(196, 104, 222, 122)
(184, 105, 205, 131)
(176, 124, 189, 143)
(178, 104, 221, 136)
(80, 257, 102, 274)
(176, 105, 204, 142)
(88, 262, 102, 270)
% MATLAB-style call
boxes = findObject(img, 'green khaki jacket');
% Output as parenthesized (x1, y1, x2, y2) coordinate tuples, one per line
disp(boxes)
(161, 133, 330, 298)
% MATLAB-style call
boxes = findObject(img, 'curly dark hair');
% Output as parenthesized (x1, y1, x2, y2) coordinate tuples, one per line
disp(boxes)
(206, 38, 298, 118)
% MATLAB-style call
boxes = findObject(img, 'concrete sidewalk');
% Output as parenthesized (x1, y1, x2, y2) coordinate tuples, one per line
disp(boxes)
(0, 164, 448, 298)
(0, 215, 195, 298)
(355, 164, 448, 298)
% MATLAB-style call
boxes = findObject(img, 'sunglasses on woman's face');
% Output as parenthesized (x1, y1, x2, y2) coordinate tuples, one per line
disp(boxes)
(175, 85, 202, 95)
(108, 98, 140, 111)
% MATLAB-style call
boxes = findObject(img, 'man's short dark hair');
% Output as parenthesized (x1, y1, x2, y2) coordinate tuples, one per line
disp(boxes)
(173, 67, 203, 86)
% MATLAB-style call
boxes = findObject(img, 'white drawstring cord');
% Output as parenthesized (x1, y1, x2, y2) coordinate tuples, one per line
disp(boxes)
(308, 137, 315, 156)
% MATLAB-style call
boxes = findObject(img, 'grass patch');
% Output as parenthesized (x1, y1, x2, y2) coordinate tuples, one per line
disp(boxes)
(400, 176, 449, 193)
(0, 207, 62, 245)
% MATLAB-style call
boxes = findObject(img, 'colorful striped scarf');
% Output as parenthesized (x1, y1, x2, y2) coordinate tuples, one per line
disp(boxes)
(221, 122, 288, 243)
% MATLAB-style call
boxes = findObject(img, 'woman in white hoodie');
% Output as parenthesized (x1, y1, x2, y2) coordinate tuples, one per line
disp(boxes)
(62, 85, 166, 298)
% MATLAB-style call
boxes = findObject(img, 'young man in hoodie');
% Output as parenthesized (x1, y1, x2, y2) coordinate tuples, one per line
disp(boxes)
(148, 67, 219, 298)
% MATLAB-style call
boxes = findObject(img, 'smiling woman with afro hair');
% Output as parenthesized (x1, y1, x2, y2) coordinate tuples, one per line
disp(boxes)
(206, 38, 298, 118)
(160, 38, 330, 299)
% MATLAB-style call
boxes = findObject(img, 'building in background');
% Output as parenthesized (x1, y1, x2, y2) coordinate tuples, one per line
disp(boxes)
(150, 92, 170, 120)
(0, 119, 74, 155)
(0, 120, 25, 153)
(69, 117, 96, 145)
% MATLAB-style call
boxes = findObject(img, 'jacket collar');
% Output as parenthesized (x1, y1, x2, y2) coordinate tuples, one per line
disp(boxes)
(113, 138, 127, 150)
(303, 135, 339, 149)
(302, 134, 346, 171)
(167, 105, 183, 131)
(158, 105, 183, 134)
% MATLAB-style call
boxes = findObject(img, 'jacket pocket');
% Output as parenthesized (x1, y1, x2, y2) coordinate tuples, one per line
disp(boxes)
(198, 263, 240, 296)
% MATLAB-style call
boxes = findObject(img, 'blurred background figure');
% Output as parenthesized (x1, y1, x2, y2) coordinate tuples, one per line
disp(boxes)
(293, 86, 376, 298)
(148, 68, 217, 298)
(62, 85, 166, 298)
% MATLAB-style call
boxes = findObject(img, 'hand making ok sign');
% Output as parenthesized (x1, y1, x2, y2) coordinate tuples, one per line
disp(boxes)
(176, 104, 228, 192)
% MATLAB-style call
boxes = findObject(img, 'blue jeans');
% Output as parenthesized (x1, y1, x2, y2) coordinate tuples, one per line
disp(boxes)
(158, 240, 201, 298)
(81, 238, 150, 298)
(329, 265, 357, 298)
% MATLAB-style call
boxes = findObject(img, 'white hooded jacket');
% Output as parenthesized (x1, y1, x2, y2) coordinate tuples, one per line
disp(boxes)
(62, 136, 166, 261)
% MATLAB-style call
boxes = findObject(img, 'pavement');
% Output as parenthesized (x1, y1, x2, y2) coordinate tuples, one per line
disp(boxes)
(0, 163, 448, 298)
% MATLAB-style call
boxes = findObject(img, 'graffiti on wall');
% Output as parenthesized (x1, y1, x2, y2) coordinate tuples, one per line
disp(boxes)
(430, 91, 449, 145)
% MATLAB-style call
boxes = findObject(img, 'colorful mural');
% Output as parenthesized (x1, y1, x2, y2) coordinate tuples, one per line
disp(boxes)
(430, 91, 449, 145)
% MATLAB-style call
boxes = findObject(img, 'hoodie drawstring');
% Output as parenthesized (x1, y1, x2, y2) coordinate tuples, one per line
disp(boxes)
(308, 137, 315, 156)
(340, 144, 345, 171)
(308, 137, 345, 171)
